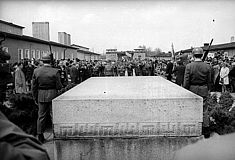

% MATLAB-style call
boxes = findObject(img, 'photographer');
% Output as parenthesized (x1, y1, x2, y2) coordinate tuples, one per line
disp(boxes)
(0, 46, 11, 103)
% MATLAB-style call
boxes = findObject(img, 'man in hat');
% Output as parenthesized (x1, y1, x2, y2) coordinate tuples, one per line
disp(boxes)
(173, 60, 186, 86)
(183, 47, 211, 100)
(165, 60, 174, 81)
(32, 53, 62, 143)
(183, 47, 212, 137)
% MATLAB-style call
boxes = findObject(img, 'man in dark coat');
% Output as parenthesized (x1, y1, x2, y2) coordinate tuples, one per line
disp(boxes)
(58, 61, 68, 87)
(173, 61, 186, 86)
(25, 61, 34, 91)
(0, 48, 11, 103)
(165, 60, 174, 81)
(183, 47, 211, 101)
(32, 54, 63, 143)
(70, 62, 78, 84)
(183, 47, 212, 137)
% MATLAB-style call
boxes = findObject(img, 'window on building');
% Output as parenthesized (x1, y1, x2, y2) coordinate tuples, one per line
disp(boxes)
(31, 50, 36, 59)
(52, 51, 55, 60)
(56, 52, 58, 60)
(41, 51, 45, 57)
(25, 49, 30, 59)
(46, 51, 49, 54)
(61, 52, 64, 59)
(36, 50, 40, 59)
(18, 49, 24, 62)
(71, 53, 74, 60)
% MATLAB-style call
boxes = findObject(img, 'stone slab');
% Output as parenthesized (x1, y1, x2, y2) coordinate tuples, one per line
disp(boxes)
(53, 137, 202, 160)
(52, 76, 203, 138)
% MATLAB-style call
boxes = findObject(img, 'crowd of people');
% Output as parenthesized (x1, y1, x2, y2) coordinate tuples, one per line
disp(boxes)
(7, 54, 235, 96)
(9, 58, 162, 94)
(1, 49, 235, 159)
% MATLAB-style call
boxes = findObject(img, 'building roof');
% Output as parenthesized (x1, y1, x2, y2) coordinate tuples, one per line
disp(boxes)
(71, 44, 89, 49)
(134, 48, 145, 50)
(106, 51, 126, 56)
(77, 49, 100, 55)
(0, 19, 25, 28)
(0, 31, 77, 49)
(0, 31, 100, 55)
(178, 42, 235, 53)
(32, 22, 49, 24)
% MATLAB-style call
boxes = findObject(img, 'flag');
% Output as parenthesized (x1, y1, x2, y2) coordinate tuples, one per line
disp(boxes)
(171, 43, 175, 61)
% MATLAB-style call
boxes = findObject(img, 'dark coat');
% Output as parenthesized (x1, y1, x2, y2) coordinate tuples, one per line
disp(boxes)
(173, 65, 186, 86)
(70, 65, 78, 84)
(166, 62, 173, 74)
(25, 65, 34, 81)
(32, 65, 62, 102)
(166, 61, 173, 80)
(229, 67, 235, 81)
(183, 60, 211, 98)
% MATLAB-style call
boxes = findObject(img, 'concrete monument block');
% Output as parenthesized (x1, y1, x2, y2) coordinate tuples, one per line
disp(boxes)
(53, 76, 203, 138)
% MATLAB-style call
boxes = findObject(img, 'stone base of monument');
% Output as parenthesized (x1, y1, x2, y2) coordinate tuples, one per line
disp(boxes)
(54, 137, 202, 160)
(52, 77, 203, 160)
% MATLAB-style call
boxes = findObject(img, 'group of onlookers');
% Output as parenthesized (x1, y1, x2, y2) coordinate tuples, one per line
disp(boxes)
(208, 57, 235, 93)
(6, 55, 235, 95)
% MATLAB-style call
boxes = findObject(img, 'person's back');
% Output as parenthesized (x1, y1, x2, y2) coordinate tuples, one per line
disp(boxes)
(174, 62, 186, 86)
(32, 55, 62, 143)
(166, 61, 173, 80)
(183, 47, 211, 98)
(70, 64, 78, 83)
(184, 61, 211, 87)
(34, 66, 59, 90)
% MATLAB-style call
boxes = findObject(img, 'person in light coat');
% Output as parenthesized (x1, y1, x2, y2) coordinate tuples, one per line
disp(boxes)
(15, 62, 27, 93)
(219, 62, 229, 92)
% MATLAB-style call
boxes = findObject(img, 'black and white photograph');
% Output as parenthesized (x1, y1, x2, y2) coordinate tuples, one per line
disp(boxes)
(0, 0, 235, 160)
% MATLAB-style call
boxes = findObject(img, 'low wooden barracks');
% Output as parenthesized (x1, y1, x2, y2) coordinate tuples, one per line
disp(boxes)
(0, 20, 100, 63)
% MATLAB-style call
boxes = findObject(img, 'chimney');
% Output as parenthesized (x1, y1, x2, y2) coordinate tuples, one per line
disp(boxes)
(231, 36, 234, 42)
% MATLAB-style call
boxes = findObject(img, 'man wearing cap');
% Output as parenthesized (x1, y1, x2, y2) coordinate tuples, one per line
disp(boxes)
(32, 53, 63, 143)
(183, 47, 211, 100)
(183, 47, 212, 137)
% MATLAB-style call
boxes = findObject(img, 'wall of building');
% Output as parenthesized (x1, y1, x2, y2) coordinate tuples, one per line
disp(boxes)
(226, 49, 235, 57)
(0, 23, 23, 35)
(133, 52, 146, 60)
(1, 37, 82, 63)
(157, 56, 172, 60)
(106, 53, 118, 61)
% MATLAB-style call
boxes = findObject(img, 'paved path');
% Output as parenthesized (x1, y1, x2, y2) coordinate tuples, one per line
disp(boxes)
(43, 132, 54, 160)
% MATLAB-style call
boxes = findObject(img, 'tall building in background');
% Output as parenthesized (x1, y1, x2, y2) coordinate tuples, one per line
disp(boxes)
(67, 34, 71, 45)
(32, 22, 50, 41)
(58, 32, 71, 45)
(231, 36, 235, 43)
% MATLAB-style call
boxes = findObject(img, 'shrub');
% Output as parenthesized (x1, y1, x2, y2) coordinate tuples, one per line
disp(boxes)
(207, 92, 235, 135)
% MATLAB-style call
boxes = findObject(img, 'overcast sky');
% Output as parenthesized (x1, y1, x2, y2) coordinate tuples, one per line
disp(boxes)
(0, 0, 235, 53)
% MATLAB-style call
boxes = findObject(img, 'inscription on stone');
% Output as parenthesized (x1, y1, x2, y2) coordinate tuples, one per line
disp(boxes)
(54, 122, 201, 138)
